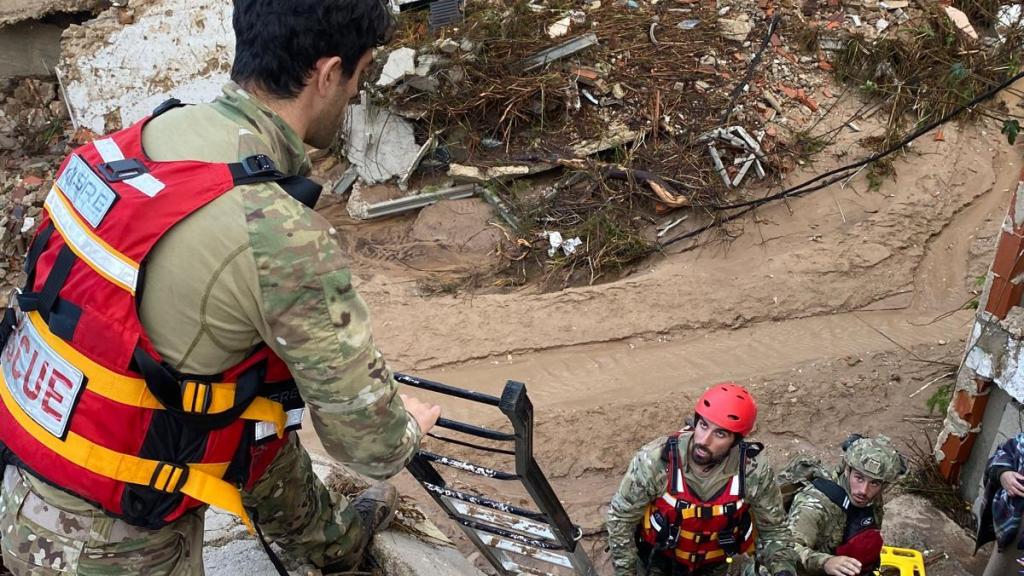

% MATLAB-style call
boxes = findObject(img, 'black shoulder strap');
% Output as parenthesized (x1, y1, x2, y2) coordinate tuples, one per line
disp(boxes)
(228, 155, 322, 209)
(152, 98, 186, 118)
(277, 175, 322, 209)
(811, 477, 850, 510)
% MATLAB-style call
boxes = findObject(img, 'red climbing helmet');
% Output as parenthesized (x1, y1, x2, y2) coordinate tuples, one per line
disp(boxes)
(695, 382, 758, 436)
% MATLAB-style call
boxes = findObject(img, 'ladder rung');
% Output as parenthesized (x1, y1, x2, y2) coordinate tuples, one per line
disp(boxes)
(422, 481, 546, 520)
(419, 452, 519, 480)
(450, 500, 557, 541)
(478, 533, 574, 569)
(435, 417, 515, 442)
(457, 517, 563, 550)
(395, 373, 502, 406)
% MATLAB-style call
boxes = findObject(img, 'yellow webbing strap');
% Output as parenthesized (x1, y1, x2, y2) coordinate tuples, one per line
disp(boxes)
(674, 548, 726, 562)
(25, 312, 286, 437)
(0, 371, 254, 531)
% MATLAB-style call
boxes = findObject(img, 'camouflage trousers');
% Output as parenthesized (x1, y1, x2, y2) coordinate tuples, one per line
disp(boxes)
(0, 435, 363, 575)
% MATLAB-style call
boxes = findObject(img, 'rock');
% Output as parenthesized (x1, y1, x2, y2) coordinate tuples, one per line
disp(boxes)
(377, 47, 417, 87)
(414, 54, 446, 76)
(437, 38, 460, 54)
(718, 16, 753, 42)
(405, 75, 440, 94)
(411, 198, 501, 253)
(548, 16, 571, 38)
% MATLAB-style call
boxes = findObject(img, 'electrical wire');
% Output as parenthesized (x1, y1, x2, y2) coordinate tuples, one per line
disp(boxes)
(662, 69, 1024, 247)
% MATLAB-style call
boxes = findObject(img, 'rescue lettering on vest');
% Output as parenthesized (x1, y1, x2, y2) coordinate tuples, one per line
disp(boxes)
(1, 315, 84, 438)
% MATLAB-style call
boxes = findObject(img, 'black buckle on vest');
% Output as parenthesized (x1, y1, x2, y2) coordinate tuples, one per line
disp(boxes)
(242, 154, 283, 178)
(691, 532, 712, 544)
(149, 462, 189, 493)
(98, 158, 149, 183)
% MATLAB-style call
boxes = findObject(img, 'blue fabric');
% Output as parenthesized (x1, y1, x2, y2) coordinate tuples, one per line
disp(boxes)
(987, 434, 1024, 548)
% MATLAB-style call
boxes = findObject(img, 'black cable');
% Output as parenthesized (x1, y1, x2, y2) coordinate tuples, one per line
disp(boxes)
(721, 14, 782, 125)
(663, 69, 1024, 247)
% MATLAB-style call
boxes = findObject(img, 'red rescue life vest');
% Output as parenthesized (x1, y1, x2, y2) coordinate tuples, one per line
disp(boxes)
(637, 433, 757, 571)
(0, 101, 318, 531)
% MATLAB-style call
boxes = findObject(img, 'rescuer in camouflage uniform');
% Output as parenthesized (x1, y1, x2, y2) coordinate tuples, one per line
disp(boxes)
(0, 0, 442, 574)
(786, 435, 907, 576)
(606, 383, 797, 576)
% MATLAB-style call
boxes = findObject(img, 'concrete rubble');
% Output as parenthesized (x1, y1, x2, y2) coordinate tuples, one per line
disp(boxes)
(0, 0, 104, 26)
(58, 0, 234, 133)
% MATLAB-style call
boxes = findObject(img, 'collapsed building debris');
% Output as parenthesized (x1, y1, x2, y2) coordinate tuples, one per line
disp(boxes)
(0, 0, 105, 26)
(59, 0, 234, 133)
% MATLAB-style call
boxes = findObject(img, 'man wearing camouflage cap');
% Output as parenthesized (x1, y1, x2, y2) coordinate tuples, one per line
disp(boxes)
(0, 0, 440, 574)
(786, 435, 907, 576)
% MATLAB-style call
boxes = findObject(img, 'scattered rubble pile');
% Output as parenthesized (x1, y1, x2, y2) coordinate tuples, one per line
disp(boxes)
(355, 0, 1024, 288)
(0, 77, 83, 298)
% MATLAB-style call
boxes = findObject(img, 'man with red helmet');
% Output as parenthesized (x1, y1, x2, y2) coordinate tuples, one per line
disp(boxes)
(606, 383, 797, 576)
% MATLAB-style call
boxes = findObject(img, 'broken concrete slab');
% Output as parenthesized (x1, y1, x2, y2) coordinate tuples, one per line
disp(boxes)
(59, 0, 234, 133)
(0, 0, 103, 26)
(344, 96, 422, 184)
(0, 21, 62, 79)
(718, 15, 753, 42)
(372, 531, 486, 576)
(377, 47, 417, 87)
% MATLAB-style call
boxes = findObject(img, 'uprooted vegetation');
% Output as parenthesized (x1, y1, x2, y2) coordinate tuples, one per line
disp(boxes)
(832, 0, 1024, 150)
(361, 0, 1024, 291)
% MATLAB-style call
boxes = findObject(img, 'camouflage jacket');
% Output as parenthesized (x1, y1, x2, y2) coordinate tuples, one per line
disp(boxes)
(606, 432, 797, 576)
(140, 83, 421, 478)
(26, 85, 420, 510)
(787, 472, 884, 575)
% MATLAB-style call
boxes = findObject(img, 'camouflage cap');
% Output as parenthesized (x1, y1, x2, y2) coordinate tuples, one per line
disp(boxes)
(842, 434, 907, 483)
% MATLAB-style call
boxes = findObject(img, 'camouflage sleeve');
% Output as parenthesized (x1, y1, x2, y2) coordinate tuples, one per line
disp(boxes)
(242, 183, 421, 480)
(786, 489, 834, 574)
(745, 456, 798, 574)
(606, 438, 666, 576)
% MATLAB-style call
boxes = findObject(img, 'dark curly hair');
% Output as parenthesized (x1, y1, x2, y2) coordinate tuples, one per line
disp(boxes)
(231, 0, 395, 98)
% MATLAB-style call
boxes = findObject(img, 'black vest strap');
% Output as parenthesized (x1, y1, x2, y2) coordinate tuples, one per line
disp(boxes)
(151, 98, 185, 118)
(131, 348, 267, 431)
(811, 477, 878, 542)
(17, 245, 82, 341)
(228, 155, 323, 209)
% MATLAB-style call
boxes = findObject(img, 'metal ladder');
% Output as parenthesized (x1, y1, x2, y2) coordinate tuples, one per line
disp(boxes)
(396, 373, 596, 576)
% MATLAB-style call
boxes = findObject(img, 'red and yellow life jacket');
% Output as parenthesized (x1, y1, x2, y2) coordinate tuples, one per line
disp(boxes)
(637, 433, 756, 572)
(0, 100, 319, 531)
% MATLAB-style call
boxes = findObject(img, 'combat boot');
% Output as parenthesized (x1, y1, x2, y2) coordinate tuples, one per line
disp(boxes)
(320, 482, 398, 574)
